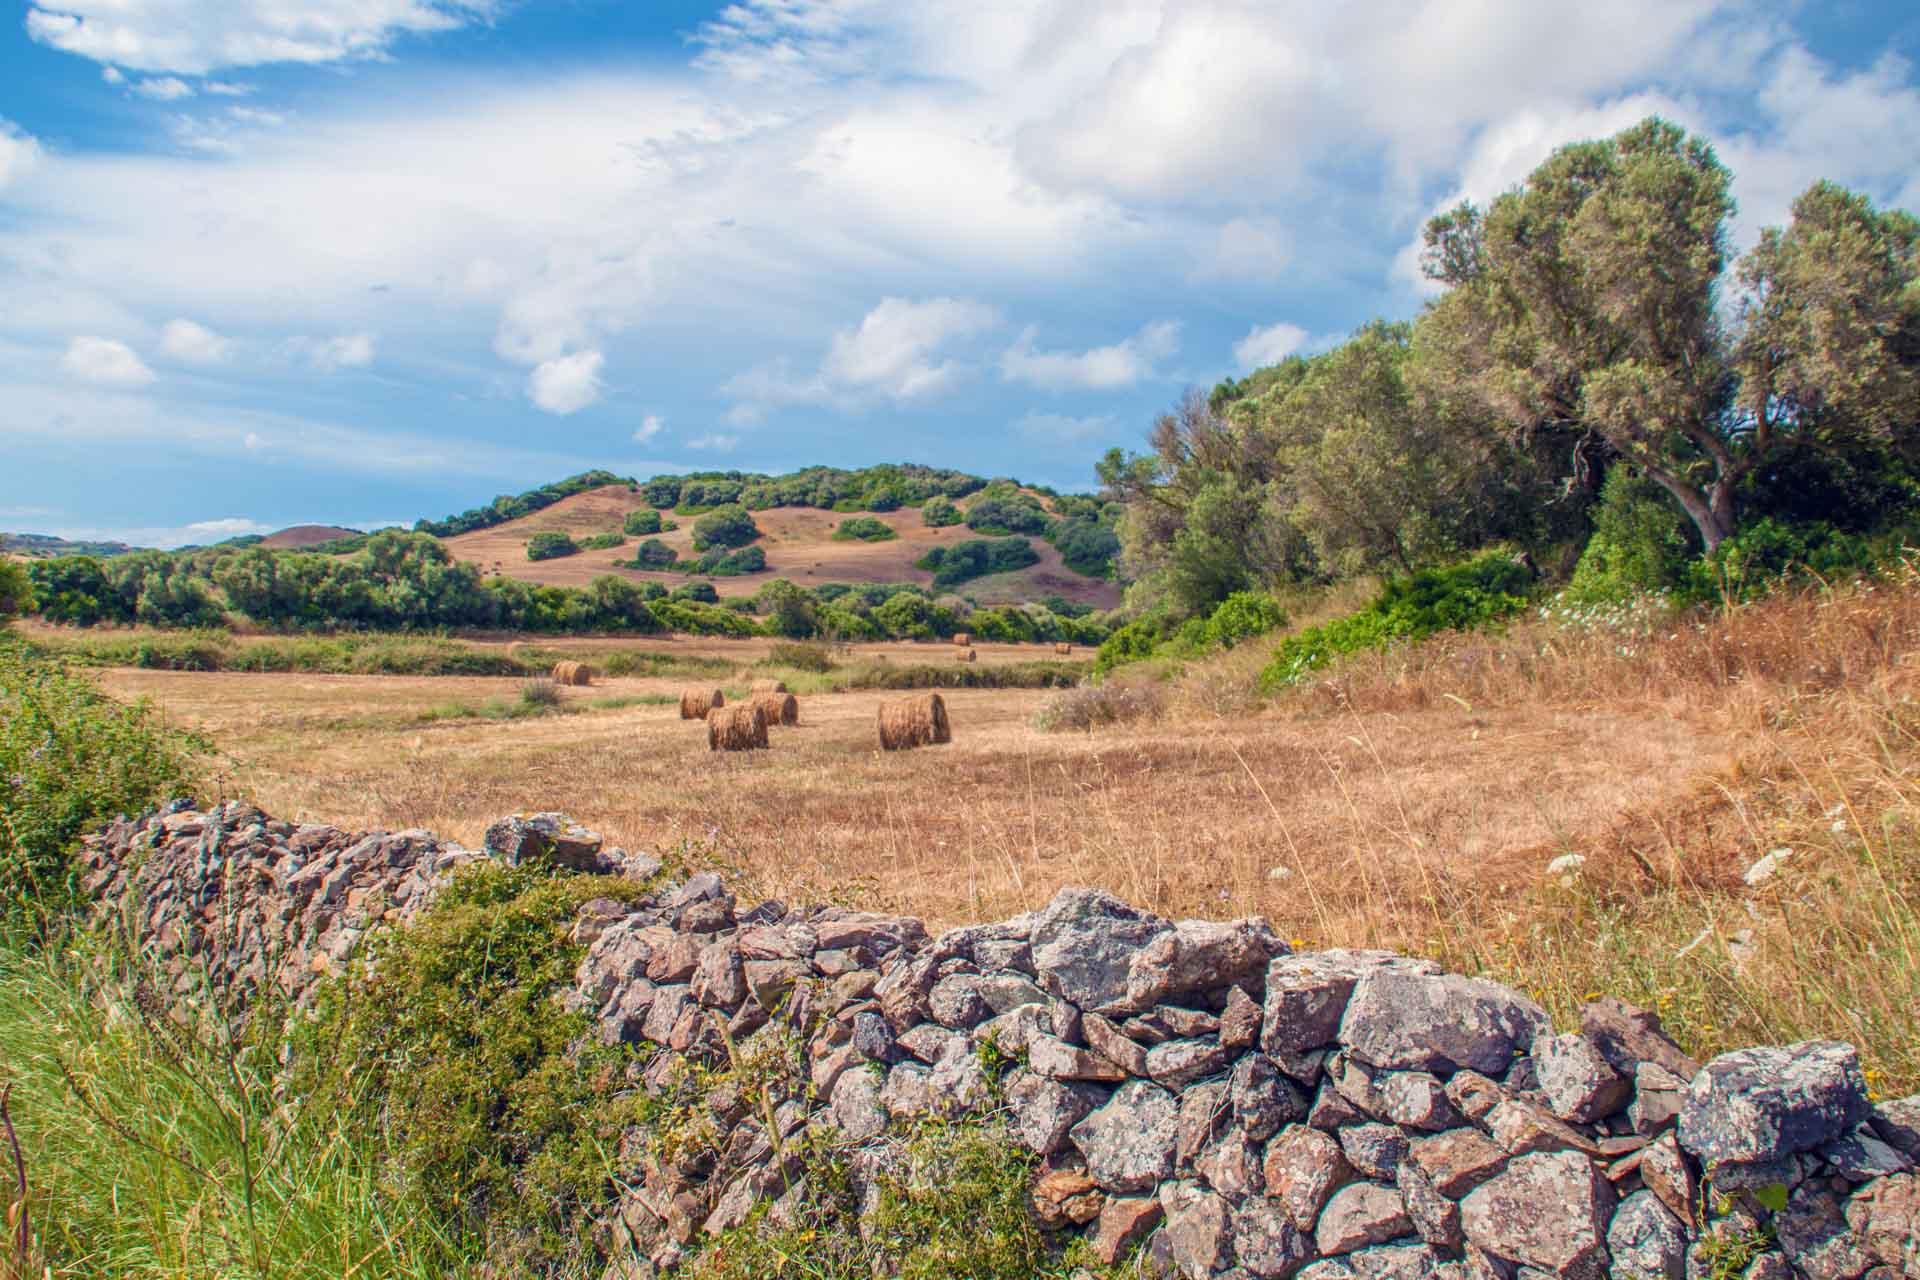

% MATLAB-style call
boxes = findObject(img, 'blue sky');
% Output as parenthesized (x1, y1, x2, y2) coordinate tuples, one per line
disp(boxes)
(2, 2, 1918, 546)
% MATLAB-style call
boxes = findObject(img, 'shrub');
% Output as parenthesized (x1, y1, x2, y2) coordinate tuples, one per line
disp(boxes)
(916, 537, 1039, 589)
(1091, 618, 1163, 677)
(1047, 516, 1120, 577)
(0, 558, 34, 619)
(1033, 680, 1166, 732)
(963, 494, 1053, 537)
(292, 863, 651, 1274)
(766, 640, 835, 672)
(1562, 469, 1698, 605)
(921, 496, 962, 527)
(1205, 591, 1287, 648)
(526, 531, 578, 561)
(577, 531, 625, 551)
(867, 487, 902, 512)
(623, 508, 664, 536)
(519, 678, 561, 708)
(673, 581, 721, 604)
(694, 544, 766, 575)
(642, 475, 683, 508)
(631, 538, 677, 568)
(691, 505, 760, 550)
(0, 640, 204, 928)
(833, 516, 897, 543)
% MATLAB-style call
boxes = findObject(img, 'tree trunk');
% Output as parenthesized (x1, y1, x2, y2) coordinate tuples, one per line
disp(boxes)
(1645, 466, 1737, 553)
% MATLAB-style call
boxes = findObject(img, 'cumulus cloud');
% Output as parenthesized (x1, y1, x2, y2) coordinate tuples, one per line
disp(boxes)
(61, 336, 156, 386)
(528, 349, 604, 415)
(0, 119, 42, 191)
(722, 297, 1000, 419)
(1191, 217, 1293, 283)
(295, 333, 376, 372)
(159, 318, 233, 364)
(634, 414, 665, 443)
(133, 77, 195, 101)
(687, 433, 739, 452)
(1000, 320, 1179, 392)
(26, 0, 501, 75)
(1232, 322, 1308, 370)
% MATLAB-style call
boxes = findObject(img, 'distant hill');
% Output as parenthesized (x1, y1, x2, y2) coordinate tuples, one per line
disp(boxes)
(0, 532, 143, 559)
(260, 524, 362, 549)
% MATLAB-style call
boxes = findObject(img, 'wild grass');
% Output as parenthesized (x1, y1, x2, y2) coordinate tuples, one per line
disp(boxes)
(0, 939, 470, 1280)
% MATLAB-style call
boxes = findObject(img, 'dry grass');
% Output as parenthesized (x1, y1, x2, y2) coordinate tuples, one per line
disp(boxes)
(90, 572, 1920, 1093)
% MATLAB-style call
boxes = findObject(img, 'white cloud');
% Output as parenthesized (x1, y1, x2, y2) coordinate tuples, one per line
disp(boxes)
(26, 0, 500, 75)
(722, 297, 1000, 418)
(295, 333, 376, 372)
(188, 517, 271, 539)
(204, 81, 252, 97)
(133, 77, 195, 101)
(0, 119, 42, 191)
(528, 349, 604, 415)
(100, 65, 124, 84)
(688, 433, 740, 452)
(1000, 320, 1179, 391)
(1017, 411, 1115, 443)
(634, 414, 665, 443)
(159, 318, 233, 364)
(1233, 322, 1309, 370)
(61, 336, 156, 386)
(242, 432, 265, 450)
(1191, 217, 1293, 283)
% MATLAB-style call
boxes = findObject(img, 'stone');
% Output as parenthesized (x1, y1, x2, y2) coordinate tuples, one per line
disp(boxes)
(1196, 1129, 1264, 1201)
(1340, 971, 1550, 1075)
(928, 974, 993, 1029)
(811, 912, 926, 956)
(1130, 1006, 1223, 1040)
(1606, 1190, 1686, 1280)
(1089, 1196, 1164, 1266)
(1639, 1132, 1697, 1223)
(1845, 1173, 1920, 1275)
(642, 985, 692, 1044)
(1147, 1038, 1234, 1089)
(975, 1003, 1055, 1057)
(1398, 1161, 1462, 1249)
(1125, 917, 1285, 1011)
(810, 1043, 860, 1099)
(1821, 1125, 1914, 1181)
(482, 812, 605, 870)
(1179, 1082, 1232, 1167)
(1232, 1054, 1308, 1142)
(1630, 1061, 1689, 1135)
(1407, 1127, 1510, 1198)
(896, 1023, 966, 1065)
(1532, 1032, 1631, 1124)
(850, 1010, 896, 1064)
(928, 1046, 991, 1118)
(1375, 1071, 1459, 1132)
(1870, 1095, 1920, 1158)
(1339, 1123, 1409, 1182)
(1030, 887, 1173, 1015)
(879, 1062, 935, 1119)
(1579, 997, 1699, 1081)
(1165, 1188, 1236, 1278)
(973, 972, 1048, 1014)
(1482, 1097, 1600, 1158)
(1677, 1041, 1871, 1166)
(830, 1066, 886, 1140)
(1032, 1169, 1105, 1228)
(1314, 1183, 1411, 1257)
(1029, 1033, 1129, 1083)
(1444, 1071, 1508, 1124)
(1084, 1013, 1151, 1076)
(1459, 1151, 1615, 1280)
(1220, 985, 1264, 1051)
(1265, 1124, 1353, 1230)
(1261, 953, 1366, 1056)
(1777, 1183, 1874, 1280)
(1005, 1071, 1104, 1156)
(1071, 1080, 1181, 1193)
(743, 959, 808, 1011)
(1232, 1198, 1314, 1279)
(1309, 1081, 1365, 1132)
(647, 934, 701, 984)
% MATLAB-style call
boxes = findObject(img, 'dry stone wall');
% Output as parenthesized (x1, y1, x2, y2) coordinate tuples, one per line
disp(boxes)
(80, 803, 1920, 1279)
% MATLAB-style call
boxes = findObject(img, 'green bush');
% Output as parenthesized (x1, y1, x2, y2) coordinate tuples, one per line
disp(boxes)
(292, 863, 651, 1274)
(1562, 469, 1698, 605)
(526, 531, 578, 562)
(1259, 551, 1536, 689)
(0, 557, 34, 618)
(1205, 591, 1287, 648)
(766, 640, 836, 672)
(0, 640, 204, 929)
(694, 544, 767, 575)
(1047, 516, 1120, 577)
(629, 537, 677, 568)
(867, 487, 902, 512)
(691, 504, 760, 551)
(917, 537, 1039, 589)
(577, 531, 626, 551)
(921, 496, 962, 527)
(964, 495, 1053, 537)
(1091, 619, 1163, 678)
(674, 581, 721, 604)
(623, 508, 664, 536)
(833, 516, 898, 543)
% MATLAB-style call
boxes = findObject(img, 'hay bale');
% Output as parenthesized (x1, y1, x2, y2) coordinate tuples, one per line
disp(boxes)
(1054, 642, 1072, 656)
(551, 660, 593, 687)
(956, 648, 977, 663)
(751, 691, 799, 727)
(749, 678, 789, 695)
(952, 632, 972, 647)
(680, 687, 725, 720)
(708, 704, 769, 751)
(877, 692, 952, 751)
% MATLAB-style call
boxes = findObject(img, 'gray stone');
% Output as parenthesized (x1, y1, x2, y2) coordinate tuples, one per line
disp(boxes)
(1398, 1159, 1461, 1248)
(1232, 1054, 1308, 1142)
(1870, 1094, 1920, 1158)
(1264, 1124, 1353, 1231)
(1339, 1123, 1409, 1182)
(895, 1022, 966, 1065)
(482, 811, 605, 870)
(1125, 917, 1285, 1010)
(1606, 1190, 1686, 1280)
(1482, 1097, 1600, 1157)
(1821, 1124, 1913, 1181)
(879, 1062, 934, 1119)
(1677, 1041, 1871, 1166)
(1777, 1183, 1873, 1280)
(830, 1065, 886, 1140)
(927, 1045, 990, 1117)
(1407, 1127, 1509, 1198)
(1220, 985, 1264, 1051)
(1031, 887, 1172, 1015)
(928, 974, 993, 1028)
(1630, 1061, 1689, 1135)
(1004, 1071, 1104, 1156)
(1844, 1172, 1920, 1276)
(1579, 997, 1699, 1081)
(1084, 1012, 1150, 1076)
(974, 1003, 1055, 1057)
(1148, 1037, 1234, 1089)
(1196, 1129, 1264, 1201)
(1314, 1182, 1411, 1257)
(1260, 953, 1370, 1056)
(973, 971, 1048, 1014)
(1376, 1070, 1459, 1131)
(1231, 1198, 1314, 1279)
(1639, 1131, 1697, 1224)
(1165, 1186, 1235, 1278)
(1707, 1151, 1804, 1191)
(1533, 1032, 1630, 1124)
(1071, 1080, 1181, 1193)
(851, 1009, 896, 1064)
(1029, 1032, 1129, 1083)
(1340, 971, 1550, 1075)
(1460, 1151, 1615, 1280)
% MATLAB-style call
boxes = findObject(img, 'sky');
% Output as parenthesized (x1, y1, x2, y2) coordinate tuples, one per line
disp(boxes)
(1, 1, 1918, 547)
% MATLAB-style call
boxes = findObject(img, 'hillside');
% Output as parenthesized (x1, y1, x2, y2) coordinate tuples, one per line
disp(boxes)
(441, 483, 1124, 609)
(1, 531, 142, 558)
(259, 524, 361, 549)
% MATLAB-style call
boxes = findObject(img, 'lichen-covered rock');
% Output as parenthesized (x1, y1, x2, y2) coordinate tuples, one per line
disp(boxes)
(830, 1065, 886, 1140)
(1375, 1070, 1458, 1132)
(1871, 1096, 1920, 1159)
(1845, 1172, 1920, 1275)
(1397, 1160, 1461, 1249)
(1004, 1071, 1104, 1156)
(1072, 1080, 1181, 1192)
(1090, 1196, 1164, 1266)
(1579, 996, 1698, 1081)
(1165, 1186, 1235, 1278)
(1264, 1124, 1352, 1231)
(1338, 1123, 1409, 1182)
(1231, 1197, 1313, 1279)
(1678, 1041, 1871, 1166)
(1232, 1054, 1308, 1142)
(1459, 1151, 1615, 1280)
(1031, 887, 1172, 1015)
(1261, 951, 1433, 1057)
(1339, 972, 1549, 1075)
(1029, 1032, 1130, 1083)
(1532, 1033, 1630, 1124)
(1147, 1038, 1233, 1090)
(1406, 1127, 1508, 1198)
(1630, 1061, 1689, 1135)
(1085, 1012, 1151, 1076)
(1778, 1183, 1874, 1280)
(1606, 1190, 1686, 1280)
(927, 973, 993, 1028)
(1124, 917, 1285, 1011)
(1639, 1131, 1697, 1223)
(1195, 1129, 1264, 1201)
(1314, 1182, 1411, 1256)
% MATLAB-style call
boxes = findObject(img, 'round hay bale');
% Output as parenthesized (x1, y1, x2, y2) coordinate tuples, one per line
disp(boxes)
(551, 660, 592, 686)
(708, 703, 769, 751)
(749, 678, 789, 695)
(1054, 642, 1072, 656)
(956, 648, 977, 663)
(951, 632, 972, 647)
(877, 692, 952, 751)
(680, 687, 725, 720)
(750, 691, 799, 727)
